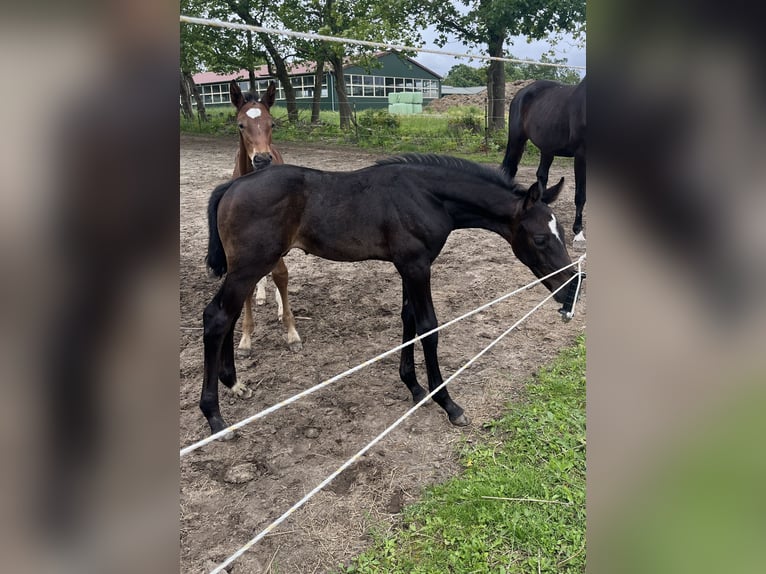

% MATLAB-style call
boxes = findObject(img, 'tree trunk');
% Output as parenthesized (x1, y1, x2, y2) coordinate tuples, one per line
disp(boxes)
(264, 45, 299, 123)
(179, 69, 194, 121)
(246, 31, 256, 92)
(226, 3, 298, 123)
(311, 56, 324, 124)
(329, 53, 352, 130)
(486, 32, 506, 133)
(183, 71, 208, 122)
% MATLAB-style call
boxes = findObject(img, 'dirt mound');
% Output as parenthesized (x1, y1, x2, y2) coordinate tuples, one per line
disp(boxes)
(427, 79, 535, 112)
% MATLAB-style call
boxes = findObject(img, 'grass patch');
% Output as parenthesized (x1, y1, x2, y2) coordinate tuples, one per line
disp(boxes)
(340, 335, 586, 573)
(180, 105, 559, 167)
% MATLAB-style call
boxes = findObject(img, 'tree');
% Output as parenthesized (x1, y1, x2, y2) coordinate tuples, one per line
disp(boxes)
(443, 64, 486, 87)
(279, 0, 429, 130)
(432, 0, 586, 132)
(504, 53, 582, 84)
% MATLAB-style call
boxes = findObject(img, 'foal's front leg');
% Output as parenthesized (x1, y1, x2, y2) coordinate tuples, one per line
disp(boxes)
(398, 264, 469, 426)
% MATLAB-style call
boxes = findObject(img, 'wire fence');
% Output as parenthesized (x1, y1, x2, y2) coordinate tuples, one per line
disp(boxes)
(205, 264, 585, 574)
(180, 257, 585, 458)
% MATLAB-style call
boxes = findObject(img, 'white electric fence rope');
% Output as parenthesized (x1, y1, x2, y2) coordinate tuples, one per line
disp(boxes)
(208, 272, 580, 574)
(180, 15, 586, 71)
(180, 256, 584, 458)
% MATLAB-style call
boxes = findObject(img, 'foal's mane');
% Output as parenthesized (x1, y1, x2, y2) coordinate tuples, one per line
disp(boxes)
(376, 153, 517, 192)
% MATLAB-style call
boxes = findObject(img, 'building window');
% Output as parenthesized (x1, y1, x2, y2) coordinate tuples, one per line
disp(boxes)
(338, 74, 439, 98)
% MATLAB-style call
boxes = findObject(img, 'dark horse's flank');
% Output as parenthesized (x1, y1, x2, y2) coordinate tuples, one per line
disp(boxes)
(501, 78, 586, 241)
(202, 154, 576, 435)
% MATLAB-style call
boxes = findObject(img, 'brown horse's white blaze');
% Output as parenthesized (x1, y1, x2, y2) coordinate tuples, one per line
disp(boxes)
(230, 80, 302, 356)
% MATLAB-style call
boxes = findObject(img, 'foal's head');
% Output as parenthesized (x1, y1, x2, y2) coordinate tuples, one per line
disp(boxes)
(230, 80, 277, 170)
(510, 177, 577, 303)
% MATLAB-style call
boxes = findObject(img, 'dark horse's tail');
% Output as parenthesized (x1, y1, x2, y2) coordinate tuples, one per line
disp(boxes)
(206, 181, 234, 278)
(500, 85, 530, 178)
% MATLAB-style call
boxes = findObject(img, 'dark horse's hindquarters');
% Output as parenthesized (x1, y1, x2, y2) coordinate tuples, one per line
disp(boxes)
(501, 78, 586, 240)
(202, 154, 577, 435)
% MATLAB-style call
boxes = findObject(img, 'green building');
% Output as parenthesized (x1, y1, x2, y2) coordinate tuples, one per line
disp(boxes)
(191, 51, 442, 112)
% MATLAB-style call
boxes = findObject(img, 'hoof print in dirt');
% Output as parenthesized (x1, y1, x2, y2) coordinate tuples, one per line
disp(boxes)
(223, 462, 261, 484)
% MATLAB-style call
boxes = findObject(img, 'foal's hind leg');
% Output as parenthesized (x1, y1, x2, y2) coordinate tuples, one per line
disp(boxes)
(201, 273, 259, 435)
(398, 286, 428, 404)
(236, 285, 256, 356)
(271, 257, 302, 352)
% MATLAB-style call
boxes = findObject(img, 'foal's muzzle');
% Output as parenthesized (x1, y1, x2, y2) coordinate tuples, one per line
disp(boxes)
(558, 272, 586, 322)
(251, 153, 273, 170)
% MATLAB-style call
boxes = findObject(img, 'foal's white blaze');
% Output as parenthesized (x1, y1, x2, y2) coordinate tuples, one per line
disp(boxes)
(548, 214, 563, 244)
(246, 107, 262, 118)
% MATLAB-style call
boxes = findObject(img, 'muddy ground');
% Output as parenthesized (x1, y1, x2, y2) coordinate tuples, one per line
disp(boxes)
(179, 133, 586, 573)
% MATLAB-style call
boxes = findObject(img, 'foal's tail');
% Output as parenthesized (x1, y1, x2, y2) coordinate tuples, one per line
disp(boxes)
(206, 181, 233, 278)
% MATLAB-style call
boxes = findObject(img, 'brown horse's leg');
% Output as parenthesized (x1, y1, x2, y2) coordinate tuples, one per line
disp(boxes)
(271, 257, 302, 352)
(398, 284, 427, 403)
(201, 273, 257, 435)
(255, 277, 267, 305)
(397, 263, 468, 426)
(237, 285, 256, 355)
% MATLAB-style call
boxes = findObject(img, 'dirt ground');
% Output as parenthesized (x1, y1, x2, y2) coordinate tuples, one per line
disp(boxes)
(179, 133, 586, 573)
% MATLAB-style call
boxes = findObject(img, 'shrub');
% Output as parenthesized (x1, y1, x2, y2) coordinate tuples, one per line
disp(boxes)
(446, 106, 484, 134)
(357, 109, 400, 133)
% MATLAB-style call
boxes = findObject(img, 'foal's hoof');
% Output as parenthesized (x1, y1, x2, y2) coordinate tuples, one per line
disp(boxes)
(236, 346, 252, 358)
(449, 413, 471, 426)
(230, 381, 253, 399)
(572, 231, 586, 250)
(220, 429, 238, 441)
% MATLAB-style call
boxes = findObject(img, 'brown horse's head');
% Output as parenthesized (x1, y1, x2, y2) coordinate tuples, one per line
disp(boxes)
(230, 80, 277, 171)
(510, 177, 577, 304)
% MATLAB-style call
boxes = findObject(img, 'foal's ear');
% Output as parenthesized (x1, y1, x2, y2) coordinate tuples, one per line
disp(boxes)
(541, 177, 566, 205)
(261, 81, 277, 109)
(230, 80, 245, 110)
(524, 181, 543, 210)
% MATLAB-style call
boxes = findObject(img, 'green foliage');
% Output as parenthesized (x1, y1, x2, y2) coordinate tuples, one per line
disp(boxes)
(504, 53, 583, 84)
(340, 336, 586, 573)
(443, 64, 487, 87)
(357, 109, 400, 133)
(180, 104, 576, 167)
(446, 106, 484, 134)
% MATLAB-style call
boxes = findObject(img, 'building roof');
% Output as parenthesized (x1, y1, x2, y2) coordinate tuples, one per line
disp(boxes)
(193, 50, 441, 85)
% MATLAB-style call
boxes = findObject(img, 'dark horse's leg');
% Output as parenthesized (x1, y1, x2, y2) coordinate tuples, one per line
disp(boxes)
(398, 285, 428, 404)
(536, 152, 554, 191)
(200, 272, 258, 435)
(501, 133, 527, 178)
(397, 262, 469, 426)
(573, 152, 586, 240)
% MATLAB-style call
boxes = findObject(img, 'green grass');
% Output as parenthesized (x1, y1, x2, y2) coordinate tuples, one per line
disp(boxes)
(340, 335, 586, 573)
(180, 105, 556, 166)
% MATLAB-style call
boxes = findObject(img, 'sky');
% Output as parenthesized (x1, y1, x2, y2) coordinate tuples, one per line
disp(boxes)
(413, 24, 586, 78)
